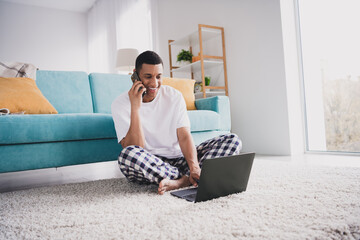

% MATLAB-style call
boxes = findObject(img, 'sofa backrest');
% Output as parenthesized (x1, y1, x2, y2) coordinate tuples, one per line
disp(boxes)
(36, 70, 93, 113)
(89, 73, 132, 113)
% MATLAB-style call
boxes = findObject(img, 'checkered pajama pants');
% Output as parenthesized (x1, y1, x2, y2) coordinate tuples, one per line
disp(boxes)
(118, 133, 242, 184)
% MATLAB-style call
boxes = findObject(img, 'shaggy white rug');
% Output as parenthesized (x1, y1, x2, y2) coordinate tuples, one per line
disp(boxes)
(1, 159, 360, 240)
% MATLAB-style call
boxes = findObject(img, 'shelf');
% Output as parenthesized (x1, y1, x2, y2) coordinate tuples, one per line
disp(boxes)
(204, 86, 226, 90)
(195, 90, 226, 99)
(170, 28, 221, 47)
(171, 60, 223, 73)
(168, 24, 228, 98)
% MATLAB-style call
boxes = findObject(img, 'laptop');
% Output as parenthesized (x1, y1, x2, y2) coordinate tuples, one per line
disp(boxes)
(170, 152, 255, 203)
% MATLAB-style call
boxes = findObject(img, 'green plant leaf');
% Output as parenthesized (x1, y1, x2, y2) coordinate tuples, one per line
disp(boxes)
(177, 49, 193, 62)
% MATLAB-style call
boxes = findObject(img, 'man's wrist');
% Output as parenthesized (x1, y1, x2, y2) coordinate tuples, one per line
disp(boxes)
(189, 163, 200, 171)
(131, 106, 140, 113)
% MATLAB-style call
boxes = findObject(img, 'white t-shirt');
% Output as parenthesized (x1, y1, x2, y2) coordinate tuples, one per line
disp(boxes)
(111, 85, 190, 158)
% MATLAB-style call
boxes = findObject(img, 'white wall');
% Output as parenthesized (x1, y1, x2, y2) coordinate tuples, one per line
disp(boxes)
(157, 0, 294, 155)
(0, 1, 88, 72)
(0, 0, 303, 155)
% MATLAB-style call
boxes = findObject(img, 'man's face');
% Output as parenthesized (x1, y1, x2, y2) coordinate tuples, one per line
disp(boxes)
(138, 63, 163, 102)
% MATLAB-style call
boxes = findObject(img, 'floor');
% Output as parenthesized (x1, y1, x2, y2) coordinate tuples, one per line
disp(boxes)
(0, 153, 359, 193)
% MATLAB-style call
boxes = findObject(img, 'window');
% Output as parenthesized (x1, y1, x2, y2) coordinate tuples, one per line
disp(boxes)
(297, 0, 360, 153)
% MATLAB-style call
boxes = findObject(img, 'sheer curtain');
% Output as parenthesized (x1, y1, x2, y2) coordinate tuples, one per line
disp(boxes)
(88, 0, 157, 73)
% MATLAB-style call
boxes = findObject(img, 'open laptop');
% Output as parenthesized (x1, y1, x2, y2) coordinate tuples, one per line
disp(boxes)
(170, 152, 255, 203)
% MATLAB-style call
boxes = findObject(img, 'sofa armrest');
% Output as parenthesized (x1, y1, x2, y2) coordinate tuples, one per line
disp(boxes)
(195, 96, 231, 131)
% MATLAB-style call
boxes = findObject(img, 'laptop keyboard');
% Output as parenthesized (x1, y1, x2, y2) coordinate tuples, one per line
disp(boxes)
(185, 193, 197, 199)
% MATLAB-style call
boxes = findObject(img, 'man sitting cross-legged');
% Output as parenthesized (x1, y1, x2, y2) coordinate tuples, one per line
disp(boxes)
(111, 50, 242, 195)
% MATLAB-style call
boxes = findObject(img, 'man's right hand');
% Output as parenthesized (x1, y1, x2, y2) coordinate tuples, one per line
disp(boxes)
(122, 80, 146, 148)
(128, 80, 146, 110)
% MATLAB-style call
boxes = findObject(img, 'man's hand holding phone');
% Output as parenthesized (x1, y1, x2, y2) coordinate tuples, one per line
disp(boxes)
(129, 72, 145, 110)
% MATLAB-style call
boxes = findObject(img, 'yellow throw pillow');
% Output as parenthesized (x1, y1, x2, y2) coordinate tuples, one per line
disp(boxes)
(0, 77, 58, 114)
(162, 77, 196, 110)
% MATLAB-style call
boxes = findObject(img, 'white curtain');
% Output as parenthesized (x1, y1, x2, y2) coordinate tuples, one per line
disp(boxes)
(88, 0, 157, 73)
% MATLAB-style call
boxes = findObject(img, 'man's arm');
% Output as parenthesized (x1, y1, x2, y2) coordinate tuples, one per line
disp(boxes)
(177, 127, 201, 186)
(120, 80, 146, 148)
(120, 107, 145, 148)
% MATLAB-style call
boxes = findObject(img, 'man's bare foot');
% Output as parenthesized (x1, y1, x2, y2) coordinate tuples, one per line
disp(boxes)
(158, 175, 190, 195)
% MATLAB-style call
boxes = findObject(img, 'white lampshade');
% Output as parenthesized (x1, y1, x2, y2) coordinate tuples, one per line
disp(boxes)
(116, 48, 139, 73)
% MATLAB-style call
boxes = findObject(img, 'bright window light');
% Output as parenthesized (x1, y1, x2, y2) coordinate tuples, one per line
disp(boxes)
(298, 0, 360, 153)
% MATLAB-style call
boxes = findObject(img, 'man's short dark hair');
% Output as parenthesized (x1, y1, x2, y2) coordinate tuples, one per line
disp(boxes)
(135, 51, 163, 71)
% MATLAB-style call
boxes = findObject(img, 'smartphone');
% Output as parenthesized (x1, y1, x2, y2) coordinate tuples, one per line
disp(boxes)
(131, 71, 141, 83)
(131, 71, 146, 97)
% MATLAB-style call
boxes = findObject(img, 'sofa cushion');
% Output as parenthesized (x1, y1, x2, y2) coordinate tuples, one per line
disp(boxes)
(89, 73, 132, 114)
(0, 139, 123, 173)
(0, 114, 117, 145)
(36, 70, 93, 113)
(187, 110, 220, 132)
(195, 96, 231, 131)
(0, 77, 58, 114)
(162, 77, 196, 110)
(192, 130, 230, 146)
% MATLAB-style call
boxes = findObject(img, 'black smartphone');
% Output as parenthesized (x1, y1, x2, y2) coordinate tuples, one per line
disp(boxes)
(131, 71, 146, 97)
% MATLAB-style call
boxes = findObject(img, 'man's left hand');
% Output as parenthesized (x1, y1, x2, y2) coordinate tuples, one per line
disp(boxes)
(189, 166, 201, 187)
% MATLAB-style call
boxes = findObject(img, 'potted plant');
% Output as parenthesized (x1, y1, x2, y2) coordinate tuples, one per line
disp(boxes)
(177, 49, 193, 65)
(205, 76, 211, 86)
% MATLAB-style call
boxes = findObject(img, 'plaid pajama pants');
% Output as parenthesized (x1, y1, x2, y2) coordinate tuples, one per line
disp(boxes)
(118, 133, 242, 184)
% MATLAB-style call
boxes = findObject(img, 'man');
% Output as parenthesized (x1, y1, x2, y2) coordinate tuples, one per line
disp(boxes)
(111, 51, 241, 195)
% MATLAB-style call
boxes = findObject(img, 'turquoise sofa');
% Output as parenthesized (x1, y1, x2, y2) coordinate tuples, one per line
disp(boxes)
(0, 70, 231, 173)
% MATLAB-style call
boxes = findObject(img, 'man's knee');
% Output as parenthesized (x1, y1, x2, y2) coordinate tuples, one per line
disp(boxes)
(226, 133, 242, 153)
(118, 145, 144, 166)
(118, 145, 148, 182)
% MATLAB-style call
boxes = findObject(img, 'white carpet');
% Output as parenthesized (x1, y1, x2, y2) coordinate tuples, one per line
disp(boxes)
(1, 159, 360, 240)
